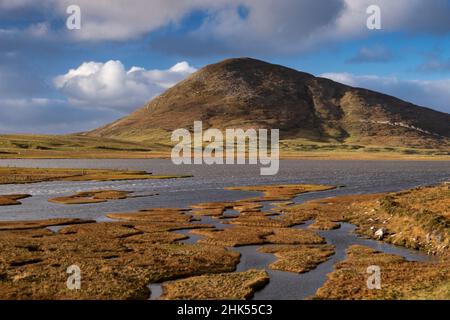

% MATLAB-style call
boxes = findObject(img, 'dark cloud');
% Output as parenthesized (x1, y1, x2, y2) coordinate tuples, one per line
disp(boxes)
(151, 0, 346, 56)
(400, 0, 450, 34)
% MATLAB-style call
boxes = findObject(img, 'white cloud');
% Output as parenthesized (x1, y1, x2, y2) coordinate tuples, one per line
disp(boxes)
(320, 72, 450, 114)
(54, 60, 196, 111)
(57, 0, 450, 53)
(51, 0, 224, 41)
(2, 0, 450, 54)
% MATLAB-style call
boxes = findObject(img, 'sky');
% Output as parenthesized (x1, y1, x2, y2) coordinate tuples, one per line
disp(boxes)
(1, 0, 450, 134)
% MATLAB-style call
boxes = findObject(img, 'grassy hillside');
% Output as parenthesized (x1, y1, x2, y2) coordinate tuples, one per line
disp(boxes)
(89, 58, 450, 150)
(0, 134, 449, 160)
(0, 134, 171, 159)
(1, 58, 450, 160)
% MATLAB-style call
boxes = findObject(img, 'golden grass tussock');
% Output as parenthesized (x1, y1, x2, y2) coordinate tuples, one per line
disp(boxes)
(193, 226, 325, 247)
(314, 245, 450, 300)
(223, 213, 290, 228)
(258, 245, 335, 273)
(106, 208, 216, 232)
(0, 216, 240, 299)
(160, 269, 269, 300)
(281, 184, 450, 255)
(193, 227, 272, 247)
(0, 218, 93, 231)
(190, 184, 336, 219)
(107, 208, 192, 223)
(190, 202, 234, 216)
(0, 167, 191, 185)
(265, 228, 326, 245)
(226, 184, 336, 201)
(0, 194, 31, 206)
(49, 190, 134, 205)
(308, 219, 341, 231)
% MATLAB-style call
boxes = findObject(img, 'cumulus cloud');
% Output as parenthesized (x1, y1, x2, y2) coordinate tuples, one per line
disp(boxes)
(54, 60, 196, 111)
(320, 72, 450, 114)
(1, 57, 197, 134)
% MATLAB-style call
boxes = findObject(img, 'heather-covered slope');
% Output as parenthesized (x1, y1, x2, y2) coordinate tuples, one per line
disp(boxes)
(89, 58, 450, 149)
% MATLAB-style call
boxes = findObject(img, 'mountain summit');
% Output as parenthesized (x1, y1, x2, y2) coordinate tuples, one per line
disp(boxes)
(89, 58, 450, 148)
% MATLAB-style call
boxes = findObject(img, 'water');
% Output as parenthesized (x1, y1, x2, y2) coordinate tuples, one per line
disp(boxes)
(0, 159, 449, 221)
(253, 222, 432, 300)
(1, 159, 447, 300)
(149, 215, 433, 300)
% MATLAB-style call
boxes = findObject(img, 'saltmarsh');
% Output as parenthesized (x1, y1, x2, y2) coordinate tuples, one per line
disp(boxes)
(0, 167, 191, 185)
(0, 182, 448, 299)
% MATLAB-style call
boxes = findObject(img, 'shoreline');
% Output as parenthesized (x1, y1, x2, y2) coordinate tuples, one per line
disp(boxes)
(0, 153, 449, 161)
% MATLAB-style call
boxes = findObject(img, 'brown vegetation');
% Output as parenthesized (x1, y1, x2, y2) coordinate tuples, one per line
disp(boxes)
(193, 226, 325, 247)
(0, 210, 239, 299)
(0, 218, 93, 231)
(281, 183, 450, 255)
(0, 194, 31, 206)
(308, 219, 341, 231)
(315, 245, 450, 300)
(160, 269, 269, 300)
(190, 184, 336, 218)
(258, 245, 335, 273)
(0, 183, 448, 299)
(226, 184, 336, 201)
(49, 190, 134, 205)
(89, 58, 450, 151)
(0, 167, 191, 185)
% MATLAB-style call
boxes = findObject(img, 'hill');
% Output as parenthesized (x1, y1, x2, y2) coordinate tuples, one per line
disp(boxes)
(88, 57, 450, 150)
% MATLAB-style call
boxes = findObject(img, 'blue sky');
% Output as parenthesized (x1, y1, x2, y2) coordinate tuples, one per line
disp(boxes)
(1, 0, 450, 133)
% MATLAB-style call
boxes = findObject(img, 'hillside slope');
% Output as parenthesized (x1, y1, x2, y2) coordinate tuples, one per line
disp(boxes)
(86, 57, 450, 149)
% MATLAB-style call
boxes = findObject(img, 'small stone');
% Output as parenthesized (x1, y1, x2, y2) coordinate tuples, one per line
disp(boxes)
(374, 228, 385, 240)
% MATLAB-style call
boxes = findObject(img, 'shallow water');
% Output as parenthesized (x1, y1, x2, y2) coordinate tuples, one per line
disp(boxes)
(0, 159, 447, 300)
(0, 159, 449, 221)
(149, 214, 433, 300)
(253, 222, 432, 300)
